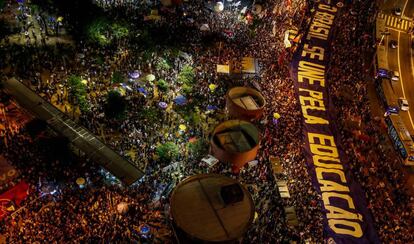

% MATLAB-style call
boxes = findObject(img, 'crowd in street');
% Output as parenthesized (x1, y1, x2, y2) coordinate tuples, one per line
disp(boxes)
(0, 0, 412, 243)
(327, 0, 414, 242)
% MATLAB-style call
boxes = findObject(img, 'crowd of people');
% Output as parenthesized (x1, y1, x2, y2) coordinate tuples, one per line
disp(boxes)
(0, 0, 412, 243)
(327, 1, 414, 242)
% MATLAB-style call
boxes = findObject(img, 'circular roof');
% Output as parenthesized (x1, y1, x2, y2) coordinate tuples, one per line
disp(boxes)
(170, 174, 254, 242)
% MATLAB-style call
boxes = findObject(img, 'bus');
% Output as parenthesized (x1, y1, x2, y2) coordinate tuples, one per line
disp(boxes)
(375, 78, 399, 114)
(385, 115, 414, 166)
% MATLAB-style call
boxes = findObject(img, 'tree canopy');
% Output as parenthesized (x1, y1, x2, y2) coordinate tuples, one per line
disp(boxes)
(157, 79, 169, 92)
(87, 18, 129, 46)
(156, 142, 180, 163)
(25, 118, 48, 138)
(111, 71, 124, 84)
(68, 75, 89, 112)
(104, 90, 127, 119)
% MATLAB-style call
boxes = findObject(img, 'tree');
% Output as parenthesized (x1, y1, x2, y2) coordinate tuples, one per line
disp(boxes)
(0, 91, 11, 106)
(87, 18, 111, 46)
(0, 19, 10, 39)
(38, 136, 71, 162)
(25, 118, 47, 138)
(156, 142, 180, 163)
(139, 107, 161, 124)
(104, 90, 127, 119)
(68, 75, 89, 112)
(155, 58, 171, 72)
(181, 83, 193, 95)
(177, 65, 195, 85)
(187, 138, 208, 159)
(157, 79, 169, 92)
(87, 18, 129, 46)
(111, 71, 124, 84)
(111, 22, 129, 39)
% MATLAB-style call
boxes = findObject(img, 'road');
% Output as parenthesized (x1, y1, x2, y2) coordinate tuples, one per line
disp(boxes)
(378, 0, 414, 134)
(383, 28, 414, 134)
(379, 0, 414, 195)
(381, 0, 414, 17)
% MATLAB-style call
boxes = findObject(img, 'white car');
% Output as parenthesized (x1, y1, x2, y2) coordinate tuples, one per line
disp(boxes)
(389, 40, 398, 49)
(398, 98, 409, 111)
(394, 7, 402, 16)
(391, 71, 400, 81)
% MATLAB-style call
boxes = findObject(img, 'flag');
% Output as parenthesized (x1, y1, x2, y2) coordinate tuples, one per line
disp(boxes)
(0, 181, 29, 219)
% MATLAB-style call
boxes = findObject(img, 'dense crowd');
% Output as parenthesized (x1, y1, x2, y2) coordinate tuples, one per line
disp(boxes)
(0, 0, 412, 243)
(327, 1, 414, 242)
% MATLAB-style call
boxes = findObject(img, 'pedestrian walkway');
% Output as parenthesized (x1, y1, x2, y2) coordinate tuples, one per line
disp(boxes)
(3, 78, 144, 186)
(378, 13, 412, 32)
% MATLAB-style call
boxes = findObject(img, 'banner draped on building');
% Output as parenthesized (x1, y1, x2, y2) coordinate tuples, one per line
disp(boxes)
(0, 181, 29, 220)
(290, 1, 380, 243)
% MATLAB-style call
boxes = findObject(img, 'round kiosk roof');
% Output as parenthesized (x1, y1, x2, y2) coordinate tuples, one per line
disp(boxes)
(170, 174, 255, 242)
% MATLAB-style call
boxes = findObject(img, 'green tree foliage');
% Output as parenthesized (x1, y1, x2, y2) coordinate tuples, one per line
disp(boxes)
(87, 18, 129, 46)
(68, 75, 89, 112)
(138, 29, 154, 47)
(111, 71, 124, 84)
(181, 84, 192, 95)
(87, 18, 110, 45)
(104, 90, 127, 119)
(157, 79, 169, 92)
(111, 22, 129, 39)
(155, 58, 171, 72)
(176, 105, 202, 128)
(177, 65, 195, 85)
(177, 65, 195, 95)
(187, 138, 208, 159)
(138, 107, 161, 124)
(156, 142, 180, 163)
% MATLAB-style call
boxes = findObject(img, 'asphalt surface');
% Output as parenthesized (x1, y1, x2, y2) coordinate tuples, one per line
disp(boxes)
(379, 0, 414, 134)
(403, 0, 414, 17)
(380, 0, 414, 195)
(382, 0, 414, 16)
(384, 29, 414, 134)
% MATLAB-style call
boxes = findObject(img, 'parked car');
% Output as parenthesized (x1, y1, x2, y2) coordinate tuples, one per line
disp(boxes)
(398, 97, 409, 111)
(394, 7, 402, 16)
(391, 71, 400, 81)
(389, 40, 398, 49)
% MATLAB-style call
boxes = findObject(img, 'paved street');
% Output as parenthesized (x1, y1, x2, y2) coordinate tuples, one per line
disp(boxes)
(382, 0, 414, 17)
(378, 13, 411, 32)
(378, 0, 414, 134)
(378, 0, 414, 196)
